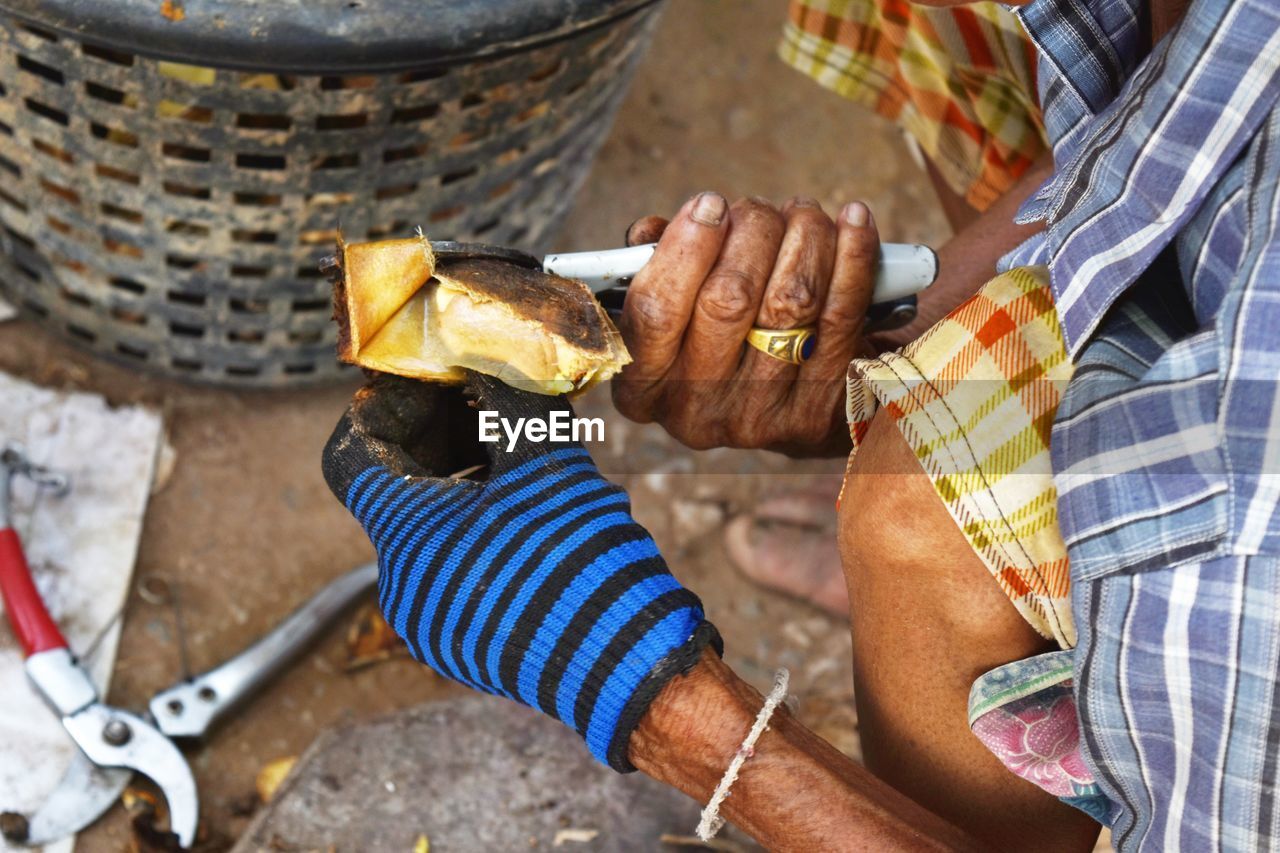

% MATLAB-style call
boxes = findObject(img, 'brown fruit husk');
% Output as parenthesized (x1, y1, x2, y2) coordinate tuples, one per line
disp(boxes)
(332, 232, 630, 395)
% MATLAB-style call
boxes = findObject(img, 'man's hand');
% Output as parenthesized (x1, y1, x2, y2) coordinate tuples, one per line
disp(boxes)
(611, 192, 880, 457)
(321, 372, 720, 772)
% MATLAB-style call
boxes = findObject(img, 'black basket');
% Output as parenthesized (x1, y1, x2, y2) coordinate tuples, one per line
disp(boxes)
(0, 0, 662, 386)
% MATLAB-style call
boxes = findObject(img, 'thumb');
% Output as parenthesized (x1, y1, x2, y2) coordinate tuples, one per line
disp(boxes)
(323, 375, 485, 504)
(625, 215, 670, 247)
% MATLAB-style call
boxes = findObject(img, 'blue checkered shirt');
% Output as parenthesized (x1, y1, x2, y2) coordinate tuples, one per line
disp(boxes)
(1000, 0, 1280, 848)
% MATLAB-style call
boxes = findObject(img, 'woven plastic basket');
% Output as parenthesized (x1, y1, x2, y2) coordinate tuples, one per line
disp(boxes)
(0, 0, 662, 385)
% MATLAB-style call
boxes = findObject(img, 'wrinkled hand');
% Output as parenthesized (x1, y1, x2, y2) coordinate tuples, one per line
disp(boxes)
(612, 193, 880, 456)
(322, 372, 719, 771)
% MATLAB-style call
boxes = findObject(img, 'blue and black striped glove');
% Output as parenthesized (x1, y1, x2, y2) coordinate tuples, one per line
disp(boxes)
(322, 373, 720, 771)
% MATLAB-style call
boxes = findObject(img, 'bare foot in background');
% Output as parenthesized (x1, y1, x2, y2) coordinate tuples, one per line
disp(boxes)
(724, 483, 849, 616)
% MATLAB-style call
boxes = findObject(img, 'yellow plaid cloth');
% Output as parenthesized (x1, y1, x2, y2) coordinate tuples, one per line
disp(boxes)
(846, 266, 1076, 648)
(779, 0, 1046, 211)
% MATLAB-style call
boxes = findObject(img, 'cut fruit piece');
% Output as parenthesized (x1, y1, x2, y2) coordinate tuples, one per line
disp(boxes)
(332, 232, 629, 395)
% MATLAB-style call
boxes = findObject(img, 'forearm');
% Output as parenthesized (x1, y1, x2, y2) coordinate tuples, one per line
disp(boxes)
(630, 651, 984, 851)
(873, 152, 1054, 350)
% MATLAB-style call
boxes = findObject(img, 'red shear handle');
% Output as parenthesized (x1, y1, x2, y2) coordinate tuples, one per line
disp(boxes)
(0, 527, 68, 657)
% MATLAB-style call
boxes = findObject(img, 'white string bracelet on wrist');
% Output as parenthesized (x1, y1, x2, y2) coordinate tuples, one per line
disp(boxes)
(695, 668, 790, 842)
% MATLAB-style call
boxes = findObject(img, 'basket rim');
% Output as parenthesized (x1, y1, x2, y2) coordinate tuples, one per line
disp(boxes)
(0, 0, 662, 74)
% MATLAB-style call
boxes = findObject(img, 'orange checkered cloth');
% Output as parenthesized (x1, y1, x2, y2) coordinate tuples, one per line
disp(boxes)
(846, 266, 1076, 648)
(779, 0, 1046, 212)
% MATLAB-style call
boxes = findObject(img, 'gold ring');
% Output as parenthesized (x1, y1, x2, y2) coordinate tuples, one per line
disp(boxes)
(745, 326, 817, 365)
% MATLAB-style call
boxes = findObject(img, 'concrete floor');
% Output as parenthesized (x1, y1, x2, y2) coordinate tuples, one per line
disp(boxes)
(0, 0, 951, 848)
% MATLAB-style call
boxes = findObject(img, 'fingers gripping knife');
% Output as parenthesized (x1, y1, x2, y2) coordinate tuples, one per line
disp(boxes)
(0, 445, 199, 848)
(427, 240, 937, 327)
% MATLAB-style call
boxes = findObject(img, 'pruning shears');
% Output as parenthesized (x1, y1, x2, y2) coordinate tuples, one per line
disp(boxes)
(0, 445, 198, 848)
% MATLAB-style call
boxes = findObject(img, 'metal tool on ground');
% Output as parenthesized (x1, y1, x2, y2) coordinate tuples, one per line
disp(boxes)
(0, 445, 198, 848)
(149, 563, 378, 739)
(427, 239, 938, 322)
(3, 551, 379, 848)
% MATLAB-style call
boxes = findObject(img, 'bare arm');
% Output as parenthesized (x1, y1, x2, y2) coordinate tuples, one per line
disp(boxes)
(871, 152, 1054, 350)
(629, 651, 986, 852)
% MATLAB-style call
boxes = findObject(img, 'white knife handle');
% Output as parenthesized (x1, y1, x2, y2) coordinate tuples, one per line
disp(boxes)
(543, 242, 937, 303)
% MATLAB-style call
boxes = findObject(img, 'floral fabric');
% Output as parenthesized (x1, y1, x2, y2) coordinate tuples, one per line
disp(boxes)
(968, 651, 1111, 823)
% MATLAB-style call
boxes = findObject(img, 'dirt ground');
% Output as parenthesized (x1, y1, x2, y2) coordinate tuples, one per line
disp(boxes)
(0, 0, 953, 849)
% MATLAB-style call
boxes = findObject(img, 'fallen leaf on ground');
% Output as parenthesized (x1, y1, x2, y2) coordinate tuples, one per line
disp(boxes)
(345, 603, 409, 671)
(122, 786, 161, 818)
(413, 834, 430, 853)
(124, 786, 229, 852)
(553, 828, 599, 845)
(256, 756, 298, 803)
(151, 436, 178, 494)
(129, 812, 183, 853)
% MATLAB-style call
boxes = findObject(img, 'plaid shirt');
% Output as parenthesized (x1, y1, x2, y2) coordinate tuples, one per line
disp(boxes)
(1002, 0, 1280, 847)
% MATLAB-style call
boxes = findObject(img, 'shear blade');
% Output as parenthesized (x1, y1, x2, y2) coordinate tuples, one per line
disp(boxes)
(15, 752, 132, 846)
(61, 704, 197, 848)
(428, 241, 542, 269)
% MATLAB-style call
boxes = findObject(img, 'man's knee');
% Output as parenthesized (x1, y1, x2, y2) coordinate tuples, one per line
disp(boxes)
(838, 410, 957, 581)
(837, 409, 1046, 658)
